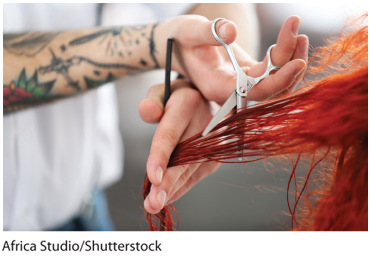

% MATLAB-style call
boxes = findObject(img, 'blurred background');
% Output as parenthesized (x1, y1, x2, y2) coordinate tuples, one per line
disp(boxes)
(105, 3, 367, 231)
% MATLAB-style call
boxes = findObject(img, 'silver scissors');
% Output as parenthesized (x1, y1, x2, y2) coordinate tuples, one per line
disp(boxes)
(202, 18, 281, 137)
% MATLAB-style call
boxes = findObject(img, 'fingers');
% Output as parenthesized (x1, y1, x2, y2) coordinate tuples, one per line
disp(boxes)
(166, 163, 201, 201)
(145, 162, 202, 214)
(271, 15, 301, 66)
(138, 84, 165, 124)
(246, 59, 306, 101)
(144, 164, 190, 214)
(167, 161, 221, 205)
(146, 82, 203, 187)
(209, 16, 302, 102)
(151, 94, 213, 207)
(144, 82, 214, 214)
(244, 15, 308, 101)
(271, 34, 309, 99)
(145, 161, 220, 214)
(290, 35, 309, 64)
(287, 35, 309, 90)
(248, 15, 301, 78)
(179, 15, 237, 46)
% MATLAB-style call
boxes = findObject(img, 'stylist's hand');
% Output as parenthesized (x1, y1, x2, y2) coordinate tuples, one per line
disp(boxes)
(157, 15, 308, 103)
(139, 80, 220, 214)
(140, 15, 309, 214)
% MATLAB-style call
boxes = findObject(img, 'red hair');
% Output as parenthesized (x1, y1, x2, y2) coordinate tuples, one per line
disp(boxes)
(142, 14, 368, 231)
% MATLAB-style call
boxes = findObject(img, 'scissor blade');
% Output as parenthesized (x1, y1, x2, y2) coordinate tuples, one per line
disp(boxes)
(202, 90, 237, 136)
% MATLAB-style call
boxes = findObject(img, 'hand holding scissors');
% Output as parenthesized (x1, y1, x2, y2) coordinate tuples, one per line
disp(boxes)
(140, 16, 308, 214)
(203, 18, 282, 136)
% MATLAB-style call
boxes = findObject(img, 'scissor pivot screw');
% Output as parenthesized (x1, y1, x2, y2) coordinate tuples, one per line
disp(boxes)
(240, 87, 246, 94)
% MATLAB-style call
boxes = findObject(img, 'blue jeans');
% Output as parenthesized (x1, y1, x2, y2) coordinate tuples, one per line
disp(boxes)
(49, 189, 114, 231)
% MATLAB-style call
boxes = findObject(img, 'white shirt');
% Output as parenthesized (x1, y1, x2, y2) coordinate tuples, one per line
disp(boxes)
(3, 3, 193, 231)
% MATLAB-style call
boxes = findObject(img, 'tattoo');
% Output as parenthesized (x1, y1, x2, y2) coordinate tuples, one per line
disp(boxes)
(4, 32, 59, 57)
(71, 56, 143, 71)
(39, 49, 81, 90)
(69, 28, 122, 45)
(4, 23, 160, 113)
(3, 68, 55, 107)
(38, 48, 143, 91)
(60, 44, 66, 52)
(84, 73, 116, 89)
(69, 25, 147, 57)
(149, 23, 160, 69)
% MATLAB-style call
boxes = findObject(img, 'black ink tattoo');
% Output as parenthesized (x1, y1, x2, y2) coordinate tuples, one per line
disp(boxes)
(71, 56, 143, 71)
(60, 44, 66, 52)
(69, 28, 122, 46)
(38, 48, 143, 91)
(140, 59, 147, 66)
(149, 23, 160, 69)
(94, 70, 101, 76)
(39, 48, 80, 90)
(69, 27, 126, 56)
(4, 32, 60, 57)
(68, 25, 147, 57)
(84, 73, 116, 89)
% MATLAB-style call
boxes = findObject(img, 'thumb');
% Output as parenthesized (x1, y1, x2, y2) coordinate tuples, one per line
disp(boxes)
(180, 16, 237, 46)
(213, 19, 238, 45)
(138, 84, 165, 124)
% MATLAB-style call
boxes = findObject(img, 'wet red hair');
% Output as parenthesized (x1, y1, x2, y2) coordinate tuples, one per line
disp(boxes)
(142, 14, 368, 231)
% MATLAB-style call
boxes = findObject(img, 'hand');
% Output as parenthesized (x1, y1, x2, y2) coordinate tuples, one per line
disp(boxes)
(139, 80, 220, 214)
(140, 15, 309, 214)
(157, 15, 308, 103)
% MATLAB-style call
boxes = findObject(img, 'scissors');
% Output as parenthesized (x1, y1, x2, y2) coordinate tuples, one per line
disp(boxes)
(202, 18, 281, 137)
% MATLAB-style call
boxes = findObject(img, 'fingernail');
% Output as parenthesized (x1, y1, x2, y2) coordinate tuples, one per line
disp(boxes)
(294, 65, 305, 77)
(299, 38, 308, 56)
(156, 166, 163, 183)
(292, 18, 301, 36)
(157, 190, 166, 208)
(218, 22, 228, 40)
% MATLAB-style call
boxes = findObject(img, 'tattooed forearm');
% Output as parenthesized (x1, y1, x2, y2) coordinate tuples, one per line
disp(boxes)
(37, 48, 143, 91)
(68, 28, 119, 46)
(38, 48, 80, 90)
(3, 68, 55, 108)
(3, 21, 164, 113)
(2, 67, 117, 113)
(68, 25, 148, 57)
(4, 32, 60, 57)
(84, 73, 116, 89)
(74, 56, 143, 71)
(149, 23, 160, 69)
